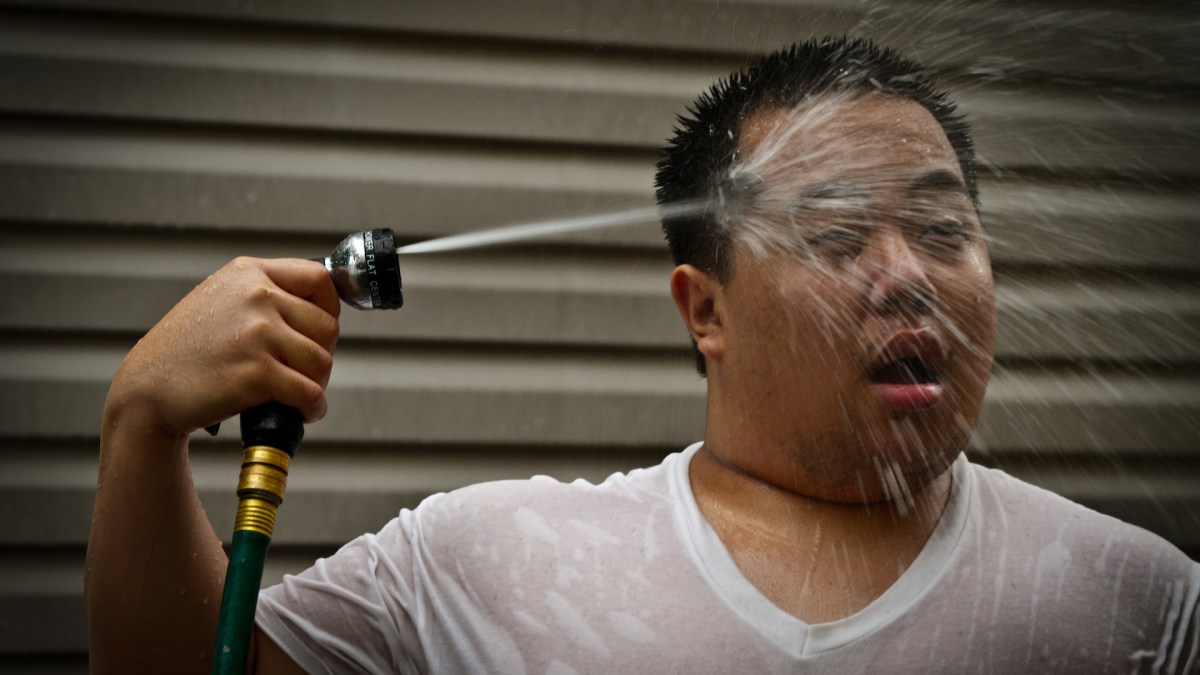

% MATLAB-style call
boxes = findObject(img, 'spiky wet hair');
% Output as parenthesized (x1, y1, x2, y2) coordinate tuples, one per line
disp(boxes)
(656, 36, 977, 282)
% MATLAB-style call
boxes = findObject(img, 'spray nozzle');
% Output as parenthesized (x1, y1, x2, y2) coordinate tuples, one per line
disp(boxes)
(320, 228, 404, 310)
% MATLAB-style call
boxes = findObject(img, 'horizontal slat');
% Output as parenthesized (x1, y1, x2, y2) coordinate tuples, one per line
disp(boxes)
(961, 87, 1200, 176)
(5, 1, 1195, 85)
(0, 51, 693, 150)
(0, 596, 86, 656)
(991, 276, 1200, 363)
(974, 369, 1200, 455)
(0, 122, 1196, 268)
(0, 547, 334, 602)
(0, 345, 707, 446)
(0, 13, 1194, 170)
(0, 658, 85, 674)
(0, 11, 717, 98)
(981, 182, 1199, 269)
(1, 338, 1196, 452)
(0, 267, 686, 351)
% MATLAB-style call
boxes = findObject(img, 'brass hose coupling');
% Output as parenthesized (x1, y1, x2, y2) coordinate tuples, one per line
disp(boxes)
(232, 445, 292, 537)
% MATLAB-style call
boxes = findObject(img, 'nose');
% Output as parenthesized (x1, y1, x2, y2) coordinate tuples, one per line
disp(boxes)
(866, 231, 936, 316)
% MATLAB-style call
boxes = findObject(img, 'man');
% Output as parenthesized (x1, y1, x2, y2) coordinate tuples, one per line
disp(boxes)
(88, 38, 1198, 673)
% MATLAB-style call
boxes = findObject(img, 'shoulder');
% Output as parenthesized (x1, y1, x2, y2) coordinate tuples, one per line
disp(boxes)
(408, 454, 681, 556)
(388, 455, 688, 631)
(971, 464, 1187, 551)
(958, 463, 1198, 671)
(967, 461, 1196, 584)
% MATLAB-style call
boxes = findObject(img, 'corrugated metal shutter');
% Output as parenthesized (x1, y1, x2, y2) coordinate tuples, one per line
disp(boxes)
(0, 1, 1196, 669)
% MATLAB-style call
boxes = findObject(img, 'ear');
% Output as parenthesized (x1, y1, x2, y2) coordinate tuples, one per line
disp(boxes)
(670, 264, 725, 364)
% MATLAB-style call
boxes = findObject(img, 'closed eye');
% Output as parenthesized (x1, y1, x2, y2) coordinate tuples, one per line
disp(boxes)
(919, 219, 971, 255)
(807, 227, 867, 258)
(924, 220, 968, 238)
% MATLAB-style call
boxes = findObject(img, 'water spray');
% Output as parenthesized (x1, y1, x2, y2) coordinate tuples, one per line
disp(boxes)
(397, 201, 706, 255)
(211, 229, 403, 675)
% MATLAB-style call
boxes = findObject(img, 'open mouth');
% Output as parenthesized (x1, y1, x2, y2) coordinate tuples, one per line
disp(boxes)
(868, 331, 945, 411)
(870, 355, 937, 385)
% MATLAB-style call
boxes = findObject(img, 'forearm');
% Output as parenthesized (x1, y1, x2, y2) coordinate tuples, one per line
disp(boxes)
(86, 399, 228, 674)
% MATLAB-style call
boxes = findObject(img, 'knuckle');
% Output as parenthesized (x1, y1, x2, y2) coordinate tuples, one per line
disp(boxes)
(299, 381, 326, 418)
(319, 314, 340, 345)
(241, 316, 273, 341)
(313, 345, 334, 372)
(244, 354, 275, 383)
(305, 345, 334, 382)
(227, 255, 260, 274)
(246, 283, 275, 305)
(306, 259, 330, 278)
(232, 360, 273, 407)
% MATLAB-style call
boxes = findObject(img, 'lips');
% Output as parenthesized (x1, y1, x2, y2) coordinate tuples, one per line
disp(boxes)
(869, 330, 945, 411)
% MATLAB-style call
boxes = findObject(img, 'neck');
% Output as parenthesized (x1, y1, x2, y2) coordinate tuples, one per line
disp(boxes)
(689, 443, 954, 623)
(692, 442, 953, 533)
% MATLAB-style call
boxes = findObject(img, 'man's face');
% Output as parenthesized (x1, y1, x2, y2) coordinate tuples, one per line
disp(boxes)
(710, 95, 996, 503)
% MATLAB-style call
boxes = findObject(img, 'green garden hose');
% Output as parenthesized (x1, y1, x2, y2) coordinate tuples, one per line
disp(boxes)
(212, 529, 272, 673)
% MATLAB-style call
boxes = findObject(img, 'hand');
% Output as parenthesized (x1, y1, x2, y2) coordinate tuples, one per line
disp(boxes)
(106, 257, 341, 439)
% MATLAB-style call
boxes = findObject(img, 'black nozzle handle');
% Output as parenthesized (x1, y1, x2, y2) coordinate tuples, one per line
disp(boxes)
(239, 402, 304, 456)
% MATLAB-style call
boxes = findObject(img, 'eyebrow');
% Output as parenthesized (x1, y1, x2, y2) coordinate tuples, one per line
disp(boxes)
(907, 169, 968, 196)
(787, 181, 870, 212)
(800, 181, 867, 200)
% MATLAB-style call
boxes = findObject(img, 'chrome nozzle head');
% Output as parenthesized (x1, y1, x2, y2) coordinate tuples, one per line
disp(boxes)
(322, 229, 404, 310)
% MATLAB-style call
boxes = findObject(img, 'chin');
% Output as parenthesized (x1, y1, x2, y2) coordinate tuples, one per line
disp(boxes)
(840, 411, 971, 503)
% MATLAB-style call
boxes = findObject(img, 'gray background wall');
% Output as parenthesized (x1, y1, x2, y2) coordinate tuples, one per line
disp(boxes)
(0, 1, 1196, 670)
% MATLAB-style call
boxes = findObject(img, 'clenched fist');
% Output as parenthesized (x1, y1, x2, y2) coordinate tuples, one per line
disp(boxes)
(106, 257, 341, 440)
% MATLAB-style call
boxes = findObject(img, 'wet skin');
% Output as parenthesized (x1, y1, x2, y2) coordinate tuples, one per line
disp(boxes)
(672, 94, 997, 621)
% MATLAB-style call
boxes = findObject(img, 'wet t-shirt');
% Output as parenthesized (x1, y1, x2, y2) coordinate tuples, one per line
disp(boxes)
(256, 444, 1199, 674)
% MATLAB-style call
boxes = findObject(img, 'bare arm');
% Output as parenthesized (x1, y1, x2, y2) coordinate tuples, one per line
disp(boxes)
(86, 257, 339, 674)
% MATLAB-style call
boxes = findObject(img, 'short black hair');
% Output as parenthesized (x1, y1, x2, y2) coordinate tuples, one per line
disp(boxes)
(655, 36, 977, 376)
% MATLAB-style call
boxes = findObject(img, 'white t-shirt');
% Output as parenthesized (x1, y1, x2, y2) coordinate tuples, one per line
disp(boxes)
(257, 444, 1199, 674)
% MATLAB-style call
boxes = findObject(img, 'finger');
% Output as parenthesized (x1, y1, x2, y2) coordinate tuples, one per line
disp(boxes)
(250, 356, 329, 423)
(269, 321, 335, 390)
(257, 258, 342, 320)
(272, 287, 341, 354)
(228, 322, 330, 423)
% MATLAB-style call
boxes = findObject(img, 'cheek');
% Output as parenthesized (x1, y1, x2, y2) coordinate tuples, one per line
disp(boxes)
(964, 244, 995, 299)
(937, 247, 995, 318)
(962, 264, 997, 346)
(785, 294, 860, 365)
(938, 268, 997, 386)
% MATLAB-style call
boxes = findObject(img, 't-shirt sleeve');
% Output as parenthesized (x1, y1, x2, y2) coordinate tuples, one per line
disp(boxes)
(255, 503, 432, 675)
